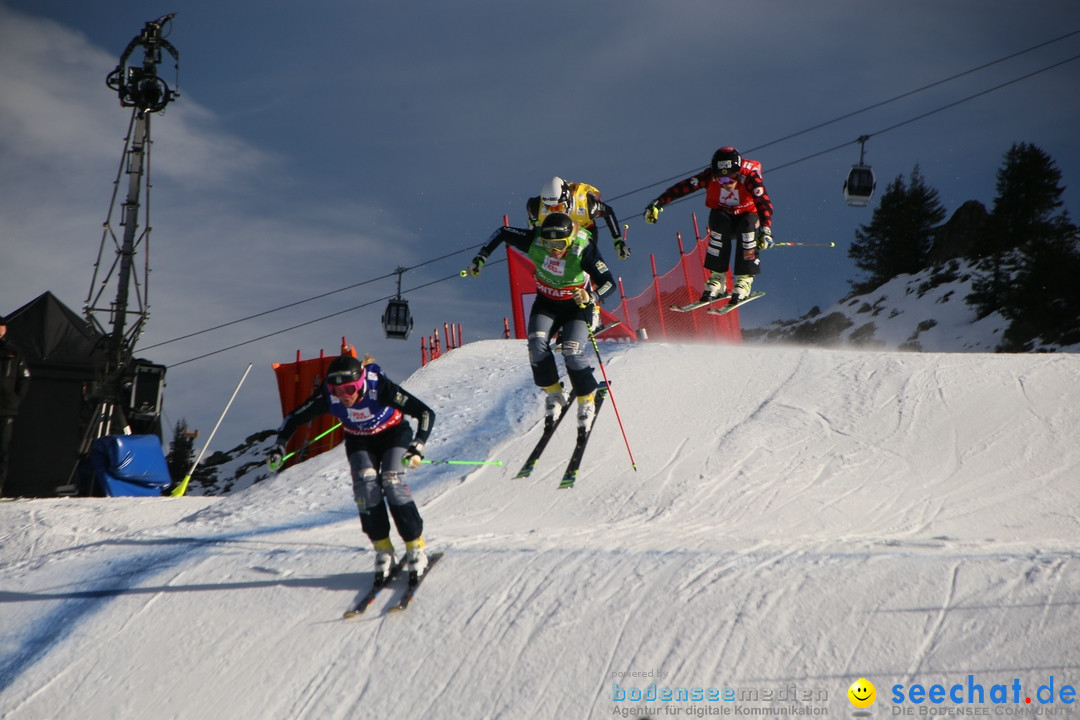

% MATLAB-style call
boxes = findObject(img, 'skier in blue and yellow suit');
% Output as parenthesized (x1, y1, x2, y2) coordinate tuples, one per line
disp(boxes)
(467, 212, 616, 432)
(269, 352, 435, 583)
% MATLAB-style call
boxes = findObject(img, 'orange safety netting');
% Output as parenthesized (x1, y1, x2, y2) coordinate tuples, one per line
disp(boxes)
(270, 340, 357, 469)
(506, 219, 741, 344)
(614, 232, 741, 343)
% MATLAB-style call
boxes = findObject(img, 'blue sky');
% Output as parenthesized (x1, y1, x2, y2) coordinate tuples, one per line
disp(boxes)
(2, 1, 1079, 451)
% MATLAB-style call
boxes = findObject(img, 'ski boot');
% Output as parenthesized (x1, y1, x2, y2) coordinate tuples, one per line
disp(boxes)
(543, 382, 569, 430)
(577, 392, 596, 433)
(698, 272, 726, 303)
(729, 274, 754, 306)
(373, 537, 396, 584)
(406, 537, 428, 582)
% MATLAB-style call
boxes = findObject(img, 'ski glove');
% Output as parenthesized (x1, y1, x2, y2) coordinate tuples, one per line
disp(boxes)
(614, 238, 631, 260)
(571, 286, 597, 307)
(402, 441, 424, 469)
(756, 227, 774, 250)
(268, 444, 286, 470)
(643, 203, 662, 224)
(467, 255, 486, 277)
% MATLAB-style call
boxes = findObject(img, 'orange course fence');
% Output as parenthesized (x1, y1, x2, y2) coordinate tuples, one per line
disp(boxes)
(506, 211, 741, 344)
(270, 339, 356, 469)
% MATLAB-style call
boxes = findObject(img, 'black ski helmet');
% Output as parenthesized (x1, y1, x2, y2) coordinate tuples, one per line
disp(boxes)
(539, 212, 575, 251)
(711, 146, 742, 178)
(325, 354, 365, 386)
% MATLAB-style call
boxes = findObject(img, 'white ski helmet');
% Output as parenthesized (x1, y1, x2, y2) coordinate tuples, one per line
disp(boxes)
(540, 176, 570, 207)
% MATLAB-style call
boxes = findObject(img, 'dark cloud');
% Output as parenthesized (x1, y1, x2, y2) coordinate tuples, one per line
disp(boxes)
(2, 1, 1079, 451)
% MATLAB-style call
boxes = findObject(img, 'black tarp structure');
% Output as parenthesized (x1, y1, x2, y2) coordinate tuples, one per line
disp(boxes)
(3, 292, 106, 497)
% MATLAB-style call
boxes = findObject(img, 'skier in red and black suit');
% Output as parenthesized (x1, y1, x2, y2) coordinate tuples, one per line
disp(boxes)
(643, 146, 775, 305)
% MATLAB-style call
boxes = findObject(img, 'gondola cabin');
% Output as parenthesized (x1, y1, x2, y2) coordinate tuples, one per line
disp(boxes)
(381, 298, 414, 340)
(844, 165, 876, 207)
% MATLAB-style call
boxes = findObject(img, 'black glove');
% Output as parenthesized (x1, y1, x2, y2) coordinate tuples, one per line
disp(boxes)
(614, 238, 631, 260)
(402, 441, 425, 469)
(268, 443, 285, 470)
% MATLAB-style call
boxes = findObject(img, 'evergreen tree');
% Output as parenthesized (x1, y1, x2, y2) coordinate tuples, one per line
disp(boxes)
(968, 143, 1079, 348)
(848, 164, 945, 295)
(166, 419, 196, 484)
(998, 227, 1080, 350)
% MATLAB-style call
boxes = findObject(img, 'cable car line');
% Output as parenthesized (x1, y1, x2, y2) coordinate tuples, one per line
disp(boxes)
(605, 28, 1080, 206)
(637, 49, 1080, 215)
(144, 244, 478, 351)
(162, 37, 1080, 366)
(166, 265, 494, 368)
(769, 50, 1080, 175)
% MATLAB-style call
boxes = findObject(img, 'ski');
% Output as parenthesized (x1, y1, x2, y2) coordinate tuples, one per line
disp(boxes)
(343, 555, 408, 619)
(388, 552, 444, 612)
(515, 392, 577, 478)
(558, 384, 609, 489)
(669, 294, 732, 313)
(705, 291, 766, 316)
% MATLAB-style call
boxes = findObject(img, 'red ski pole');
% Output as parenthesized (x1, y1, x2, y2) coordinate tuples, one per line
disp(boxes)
(582, 305, 637, 472)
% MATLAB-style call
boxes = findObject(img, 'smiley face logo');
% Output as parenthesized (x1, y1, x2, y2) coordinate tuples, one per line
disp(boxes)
(848, 678, 876, 708)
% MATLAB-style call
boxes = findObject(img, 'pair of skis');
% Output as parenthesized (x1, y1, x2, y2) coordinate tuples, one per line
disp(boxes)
(514, 384, 608, 489)
(669, 291, 765, 315)
(343, 551, 444, 618)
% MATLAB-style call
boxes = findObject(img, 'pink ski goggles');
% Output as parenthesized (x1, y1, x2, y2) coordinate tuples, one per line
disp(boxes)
(329, 379, 364, 398)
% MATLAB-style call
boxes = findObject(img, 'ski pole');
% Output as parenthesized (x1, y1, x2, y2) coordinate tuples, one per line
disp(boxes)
(772, 241, 836, 247)
(581, 303, 637, 472)
(171, 363, 254, 497)
(270, 422, 344, 471)
(420, 459, 504, 467)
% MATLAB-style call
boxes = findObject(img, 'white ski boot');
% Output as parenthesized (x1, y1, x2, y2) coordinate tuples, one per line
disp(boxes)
(543, 383, 569, 428)
(406, 537, 428, 581)
(698, 272, 726, 303)
(577, 392, 596, 432)
(730, 274, 754, 305)
(373, 538, 396, 583)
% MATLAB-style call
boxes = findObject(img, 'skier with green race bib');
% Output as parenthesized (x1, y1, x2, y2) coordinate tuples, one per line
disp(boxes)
(467, 212, 616, 432)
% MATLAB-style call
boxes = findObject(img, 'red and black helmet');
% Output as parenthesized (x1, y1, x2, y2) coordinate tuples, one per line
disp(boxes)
(711, 146, 742, 178)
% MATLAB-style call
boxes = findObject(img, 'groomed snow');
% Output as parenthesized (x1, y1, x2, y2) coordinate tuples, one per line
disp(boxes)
(2, 339, 1079, 719)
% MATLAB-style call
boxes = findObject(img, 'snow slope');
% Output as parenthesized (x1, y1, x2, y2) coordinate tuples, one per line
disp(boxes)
(751, 260, 1080, 354)
(2, 339, 1080, 720)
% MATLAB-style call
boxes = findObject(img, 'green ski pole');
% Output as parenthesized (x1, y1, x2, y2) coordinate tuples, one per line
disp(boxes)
(269, 422, 343, 472)
(420, 459, 504, 467)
